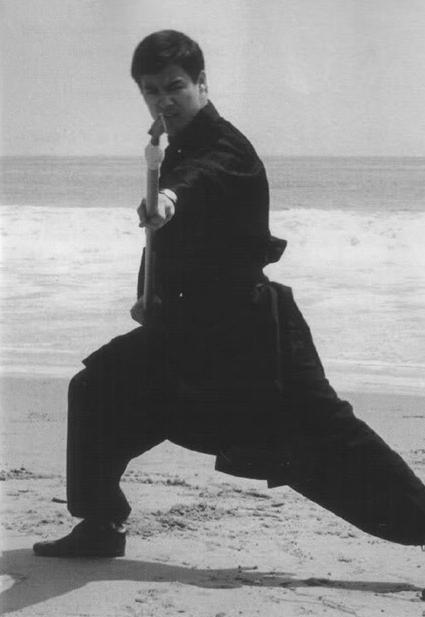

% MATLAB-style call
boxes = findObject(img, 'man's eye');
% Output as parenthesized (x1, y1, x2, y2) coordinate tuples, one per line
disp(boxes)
(142, 86, 158, 96)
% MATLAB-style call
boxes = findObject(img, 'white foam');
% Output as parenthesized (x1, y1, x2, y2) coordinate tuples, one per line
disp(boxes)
(1, 205, 424, 394)
(268, 207, 425, 270)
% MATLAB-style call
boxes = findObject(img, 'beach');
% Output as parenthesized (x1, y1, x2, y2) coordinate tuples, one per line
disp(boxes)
(2, 376, 425, 615)
(1, 157, 425, 615)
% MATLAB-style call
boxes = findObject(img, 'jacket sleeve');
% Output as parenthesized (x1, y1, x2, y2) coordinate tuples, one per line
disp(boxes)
(160, 136, 266, 235)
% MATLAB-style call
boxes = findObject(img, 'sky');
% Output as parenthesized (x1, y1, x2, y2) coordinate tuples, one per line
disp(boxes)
(2, 0, 425, 156)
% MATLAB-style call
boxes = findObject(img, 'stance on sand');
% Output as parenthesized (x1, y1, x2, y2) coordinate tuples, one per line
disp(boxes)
(34, 30, 425, 559)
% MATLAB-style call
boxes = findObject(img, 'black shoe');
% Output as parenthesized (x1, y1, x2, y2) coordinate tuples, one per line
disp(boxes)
(33, 520, 126, 558)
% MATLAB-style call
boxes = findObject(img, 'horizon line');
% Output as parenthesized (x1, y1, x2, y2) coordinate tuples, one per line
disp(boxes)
(2, 153, 425, 159)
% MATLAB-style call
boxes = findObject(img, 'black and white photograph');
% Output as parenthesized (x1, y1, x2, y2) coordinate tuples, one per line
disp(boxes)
(1, 1, 425, 615)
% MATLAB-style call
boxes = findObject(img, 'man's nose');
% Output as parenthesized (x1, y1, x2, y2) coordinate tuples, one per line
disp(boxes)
(157, 94, 173, 110)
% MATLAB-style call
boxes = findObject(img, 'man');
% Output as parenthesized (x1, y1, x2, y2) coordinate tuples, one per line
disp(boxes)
(33, 30, 425, 558)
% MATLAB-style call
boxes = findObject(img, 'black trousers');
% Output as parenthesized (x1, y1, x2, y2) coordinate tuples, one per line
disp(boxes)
(66, 296, 425, 546)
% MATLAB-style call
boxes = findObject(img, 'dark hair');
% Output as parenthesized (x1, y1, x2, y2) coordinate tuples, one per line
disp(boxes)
(131, 30, 205, 83)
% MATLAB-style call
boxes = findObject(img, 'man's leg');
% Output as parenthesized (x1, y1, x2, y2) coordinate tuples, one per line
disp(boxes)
(273, 389, 425, 545)
(270, 287, 425, 546)
(34, 327, 171, 557)
(66, 368, 166, 523)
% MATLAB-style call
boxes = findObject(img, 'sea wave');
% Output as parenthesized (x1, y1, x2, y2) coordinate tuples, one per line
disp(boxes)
(268, 207, 425, 268)
(1, 205, 424, 393)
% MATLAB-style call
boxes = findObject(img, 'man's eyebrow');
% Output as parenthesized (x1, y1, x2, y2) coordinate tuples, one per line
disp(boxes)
(140, 77, 184, 90)
(168, 78, 185, 86)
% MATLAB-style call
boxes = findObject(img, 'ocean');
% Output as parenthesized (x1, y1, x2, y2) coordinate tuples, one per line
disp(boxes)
(1, 155, 424, 395)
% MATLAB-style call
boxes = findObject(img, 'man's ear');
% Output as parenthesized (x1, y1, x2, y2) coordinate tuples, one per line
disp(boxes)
(198, 70, 208, 95)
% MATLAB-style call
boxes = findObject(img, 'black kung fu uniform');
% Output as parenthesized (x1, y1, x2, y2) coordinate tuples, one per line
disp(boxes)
(67, 102, 425, 545)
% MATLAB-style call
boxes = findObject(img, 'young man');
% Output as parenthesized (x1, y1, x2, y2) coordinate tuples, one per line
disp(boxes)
(33, 30, 425, 558)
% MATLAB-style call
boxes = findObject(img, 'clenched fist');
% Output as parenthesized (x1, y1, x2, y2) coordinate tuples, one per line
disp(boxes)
(130, 295, 162, 324)
(137, 190, 176, 230)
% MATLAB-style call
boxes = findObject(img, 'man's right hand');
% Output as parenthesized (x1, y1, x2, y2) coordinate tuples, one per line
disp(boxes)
(130, 297, 145, 324)
(137, 191, 175, 230)
(130, 295, 162, 324)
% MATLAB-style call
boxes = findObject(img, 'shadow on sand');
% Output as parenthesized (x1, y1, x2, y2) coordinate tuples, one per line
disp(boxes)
(1, 548, 423, 614)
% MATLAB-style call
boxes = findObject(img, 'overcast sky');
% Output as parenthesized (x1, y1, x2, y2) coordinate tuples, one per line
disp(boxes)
(2, 0, 425, 156)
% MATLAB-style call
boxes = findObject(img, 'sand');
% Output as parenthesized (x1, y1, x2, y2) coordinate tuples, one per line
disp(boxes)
(1, 374, 425, 616)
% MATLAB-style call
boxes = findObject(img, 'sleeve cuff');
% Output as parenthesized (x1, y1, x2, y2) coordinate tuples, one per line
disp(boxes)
(159, 188, 178, 206)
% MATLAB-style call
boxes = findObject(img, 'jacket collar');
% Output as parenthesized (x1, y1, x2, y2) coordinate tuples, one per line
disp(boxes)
(167, 101, 220, 150)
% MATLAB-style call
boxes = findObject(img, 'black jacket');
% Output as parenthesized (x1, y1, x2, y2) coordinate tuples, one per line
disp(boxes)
(137, 101, 285, 305)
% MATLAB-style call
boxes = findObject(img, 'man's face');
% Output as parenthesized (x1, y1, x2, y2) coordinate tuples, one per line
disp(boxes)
(138, 64, 208, 137)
